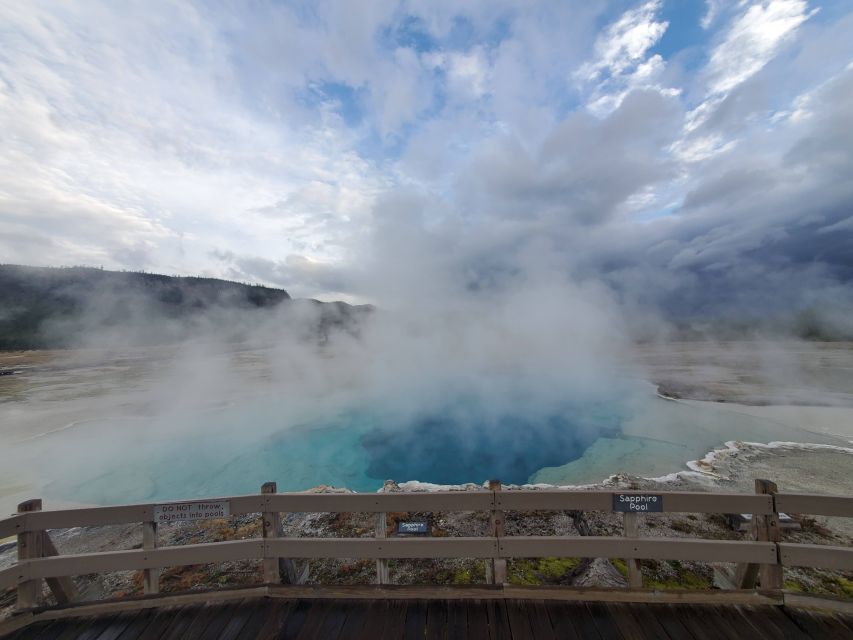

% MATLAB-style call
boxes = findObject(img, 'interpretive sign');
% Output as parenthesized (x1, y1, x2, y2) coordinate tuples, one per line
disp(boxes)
(397, 521, 429, 535)
(613, 494, 663, 512)
(153, 500, 231, 524)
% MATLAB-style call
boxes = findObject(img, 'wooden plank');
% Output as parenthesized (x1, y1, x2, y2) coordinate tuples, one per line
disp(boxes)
(197, 601, 248, 640)
(586, 602, 625, 639)
(24, 504, 153, 531)
(505, 599, 534, 639)
(623, 603, 676, 640)
(248, 599, 295, 640)
(757, 606, 811, 639)
(279, 599, 314, 639)
(425, 599, 447, 639)
(499, 536, 778, 564)
(135, 607, 184, 640)
(20, 495, 265, 532)
(17, 499, 43, 610)
(144, 607, 197, 640)
(40, 533, 78, 605)
(775, 493, 853, 518)
(216, 600, 258, 640)
(652, 605, 695, 640)
(379, 600, 408, 640)
(543, 601, 582, 640)
(779, 543, 853, 570)
(603, 603, 644, 640)
(622, 513, 642, 589)
(0, 514, 23, 539)
(24, 539, 265, 579)
(485, 599, 511, 640)
(781, 607, 852, 639)
(669, 604, 720, 640)
(489, 480, 507, 586)
(465, 600, 489, 640)
(783, 592, 853, 615)
(496, 491, 772, 514)
(330, 601, 371, 640)
(375, 512, 389, 585)
(446, 599, 467, 640)
(232, 599, 280, 640)
(496, 491, 611, 512)
(265, 491, 493, 514)
(563, 603, 603, 639)
(527, 600, 557, 640)
(353, 600, 387, 640)
(404, 599, 428, 639)
(292, 599, 331, 640)
(92, 611, 145, 640)
(142, 522, 159, 595)
(755, 479, 783, 590)
(314, 601, 351, 640)
(261, 482, 282, 584)
(265, 537, 498, 559)
(0, 565, 21, 590)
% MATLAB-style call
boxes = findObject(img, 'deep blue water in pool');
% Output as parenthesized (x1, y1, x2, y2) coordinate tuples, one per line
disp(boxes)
(45, 395, 625, 504)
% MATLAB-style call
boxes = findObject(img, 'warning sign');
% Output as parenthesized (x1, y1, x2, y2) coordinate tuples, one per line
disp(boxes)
(153, 500, 230, 523)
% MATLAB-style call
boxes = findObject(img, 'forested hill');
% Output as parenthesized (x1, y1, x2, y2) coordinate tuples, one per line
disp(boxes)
(0, 265, 366, 349)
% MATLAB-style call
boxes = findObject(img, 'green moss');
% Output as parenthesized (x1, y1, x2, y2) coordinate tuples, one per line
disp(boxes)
(451, 568, 472, 584)
(784, 580, 806, 592)
(507, 557, 581, 585)
(610, 558, 629, 578)
(647, 561, 712, 590)
(818, 575, 853, 598)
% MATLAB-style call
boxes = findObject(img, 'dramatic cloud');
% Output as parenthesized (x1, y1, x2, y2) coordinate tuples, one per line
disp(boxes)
(1, 0, 852, 331)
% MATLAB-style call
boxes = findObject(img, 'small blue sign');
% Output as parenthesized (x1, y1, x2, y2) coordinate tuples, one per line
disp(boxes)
(397, 521, 429, 535)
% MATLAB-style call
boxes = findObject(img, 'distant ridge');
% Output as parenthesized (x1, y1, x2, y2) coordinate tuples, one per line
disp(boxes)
(0, 264, 367, 349)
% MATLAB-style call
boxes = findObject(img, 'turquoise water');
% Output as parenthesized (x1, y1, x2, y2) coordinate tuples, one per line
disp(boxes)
(38, 385, 849, 506)
(43, 393, 626, 504)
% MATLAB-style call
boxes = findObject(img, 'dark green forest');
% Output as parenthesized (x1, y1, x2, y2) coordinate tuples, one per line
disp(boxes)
(0, 265, 366, 350)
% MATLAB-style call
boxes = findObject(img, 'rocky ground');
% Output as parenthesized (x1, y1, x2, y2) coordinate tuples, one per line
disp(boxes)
(2, 478, 851, 621)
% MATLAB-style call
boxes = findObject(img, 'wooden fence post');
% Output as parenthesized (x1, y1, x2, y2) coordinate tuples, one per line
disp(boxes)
(262, 482, 282, 584)
(488, 480, 507, 585)
(17, 499, 43, 609)
(755, 479, 783, 590)
(375, 512, 389, 585)
(142, 521, 159, 595)
(40, 534, 77, 604)
(623, 512, 642, 588)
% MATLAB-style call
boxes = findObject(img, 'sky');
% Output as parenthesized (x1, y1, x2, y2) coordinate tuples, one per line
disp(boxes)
(1, 0, 852, 326)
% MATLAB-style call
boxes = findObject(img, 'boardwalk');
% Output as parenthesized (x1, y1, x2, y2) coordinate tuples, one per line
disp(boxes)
(2, 597, 852, 639)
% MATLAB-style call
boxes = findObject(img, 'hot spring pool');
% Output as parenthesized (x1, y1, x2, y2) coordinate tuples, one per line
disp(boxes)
(24, 387, 848, 506)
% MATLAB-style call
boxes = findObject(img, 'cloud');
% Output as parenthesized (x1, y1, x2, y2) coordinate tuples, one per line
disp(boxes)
(705, 0, 816, 95)
(0, 0, 852, 334)
(577, 1, 669, 81)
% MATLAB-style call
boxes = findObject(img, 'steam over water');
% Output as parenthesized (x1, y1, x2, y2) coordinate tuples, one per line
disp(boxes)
(41, 393, 625, 504)
(33, 377, 849, 507)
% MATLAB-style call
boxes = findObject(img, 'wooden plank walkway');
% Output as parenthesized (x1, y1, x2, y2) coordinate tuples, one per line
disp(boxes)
(2, 598, 852, 639)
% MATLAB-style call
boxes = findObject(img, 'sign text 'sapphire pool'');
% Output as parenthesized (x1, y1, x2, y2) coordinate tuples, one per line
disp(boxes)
(153, 500, 230, 523)
(613, 494, 663, 512)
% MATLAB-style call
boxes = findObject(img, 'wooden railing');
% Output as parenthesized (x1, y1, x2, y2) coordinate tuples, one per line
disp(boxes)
(1, 478, 852, 611)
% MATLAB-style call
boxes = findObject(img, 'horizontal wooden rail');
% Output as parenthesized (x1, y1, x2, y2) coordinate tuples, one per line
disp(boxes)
(778, 543, 853, 571)
(499, 537, 778, 564)
(0, 565, 20, 590)
(9, 535, 785, 582)
(265, 537, 498, 559)
(0, 514, 23, 539)
(21, 540, 265, 580)
(7, 489, 852, 536)
(496, 491, 774, 514)
(17, 495, 266, 531)
(774, 493, 853, 518)
(264, 491, 494, 514)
